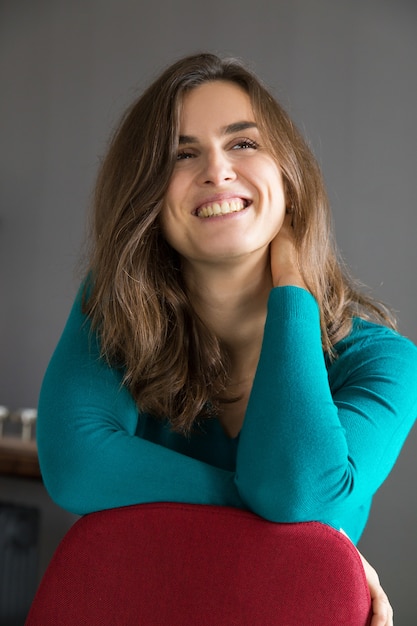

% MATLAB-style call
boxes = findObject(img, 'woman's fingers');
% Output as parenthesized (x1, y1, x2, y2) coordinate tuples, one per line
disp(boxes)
(358, 550, 394, 626)
(270, 213, 307, 289)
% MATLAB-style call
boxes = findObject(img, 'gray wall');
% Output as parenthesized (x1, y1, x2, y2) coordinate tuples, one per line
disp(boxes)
(1, 0, 416, 622)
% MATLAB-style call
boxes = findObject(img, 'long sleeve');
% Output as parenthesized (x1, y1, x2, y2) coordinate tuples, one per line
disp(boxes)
(37, 289, 244, 515)
(38, 285, 417, 543)
(235, 286, 417, 541)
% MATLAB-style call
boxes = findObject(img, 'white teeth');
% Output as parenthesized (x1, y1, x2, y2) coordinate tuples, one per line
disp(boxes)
(198, 200, 246, 218)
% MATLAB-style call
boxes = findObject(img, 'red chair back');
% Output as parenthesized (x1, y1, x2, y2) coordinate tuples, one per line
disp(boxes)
(26, 503, 372, 625)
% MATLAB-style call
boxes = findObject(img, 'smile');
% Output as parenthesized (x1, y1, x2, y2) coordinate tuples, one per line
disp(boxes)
(196, 199, 250, 218)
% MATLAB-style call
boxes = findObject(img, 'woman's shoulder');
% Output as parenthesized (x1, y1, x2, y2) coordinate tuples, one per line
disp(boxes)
(327, 317, 417, 386)
(337, 317, 416, 353)
(45, 280, 105, 373)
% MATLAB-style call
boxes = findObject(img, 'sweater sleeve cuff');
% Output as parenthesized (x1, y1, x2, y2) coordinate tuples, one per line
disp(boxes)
(267, 286, 320, 323)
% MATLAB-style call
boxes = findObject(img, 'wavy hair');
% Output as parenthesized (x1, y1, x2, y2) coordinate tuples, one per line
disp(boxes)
(83, 52, 396, 433)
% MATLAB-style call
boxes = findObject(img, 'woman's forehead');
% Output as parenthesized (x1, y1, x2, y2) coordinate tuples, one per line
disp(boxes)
(178, 81, 256, 136)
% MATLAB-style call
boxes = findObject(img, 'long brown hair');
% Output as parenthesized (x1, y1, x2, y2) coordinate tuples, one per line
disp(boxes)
(83, 52, 396, 433)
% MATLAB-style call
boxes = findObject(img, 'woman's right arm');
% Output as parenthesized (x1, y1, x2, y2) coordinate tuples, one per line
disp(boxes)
(37, 288, 243, 515)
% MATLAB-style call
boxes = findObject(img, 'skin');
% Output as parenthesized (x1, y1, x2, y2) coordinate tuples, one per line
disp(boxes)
(161, 80, 393, 625)
(162, 81, 287, 273)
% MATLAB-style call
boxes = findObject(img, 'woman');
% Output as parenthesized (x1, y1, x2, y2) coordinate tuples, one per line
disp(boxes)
(38, 53, 416, 624)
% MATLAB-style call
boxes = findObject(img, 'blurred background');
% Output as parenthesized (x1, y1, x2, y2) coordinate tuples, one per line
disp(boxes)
(1, 0, 416, 622)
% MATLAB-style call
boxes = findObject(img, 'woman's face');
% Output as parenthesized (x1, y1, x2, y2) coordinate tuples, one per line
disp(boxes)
(161, 80, 287, 269)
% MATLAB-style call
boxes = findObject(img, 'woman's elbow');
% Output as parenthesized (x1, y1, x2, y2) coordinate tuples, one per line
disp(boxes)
(39, 448, 92, 515)
(236, 476, 323, 523)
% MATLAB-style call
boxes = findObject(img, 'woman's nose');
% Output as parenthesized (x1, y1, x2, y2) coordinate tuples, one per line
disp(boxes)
(199, 150, 236, 185)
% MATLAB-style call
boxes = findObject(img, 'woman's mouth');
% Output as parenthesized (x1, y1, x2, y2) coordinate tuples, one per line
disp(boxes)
(196, 199, 251, 218)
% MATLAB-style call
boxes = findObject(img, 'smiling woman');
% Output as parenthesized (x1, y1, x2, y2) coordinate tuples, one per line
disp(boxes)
(36, 53, 413, 626)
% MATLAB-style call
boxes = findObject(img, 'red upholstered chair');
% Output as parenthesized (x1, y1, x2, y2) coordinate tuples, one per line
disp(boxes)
(26, 503, 372, 625)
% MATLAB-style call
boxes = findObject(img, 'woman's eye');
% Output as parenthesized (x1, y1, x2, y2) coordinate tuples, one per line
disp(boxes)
(176, 151, 195, 161)
(232, 139, 259, 150)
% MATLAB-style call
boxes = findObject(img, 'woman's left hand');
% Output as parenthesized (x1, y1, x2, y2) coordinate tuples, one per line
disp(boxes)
(357, 548, 394, 626)
(270, 212, 307, 290)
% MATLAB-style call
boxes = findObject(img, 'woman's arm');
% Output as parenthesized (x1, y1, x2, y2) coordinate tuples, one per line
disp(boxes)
(37, 288, 244, 515)
(235, 222, 417, 537)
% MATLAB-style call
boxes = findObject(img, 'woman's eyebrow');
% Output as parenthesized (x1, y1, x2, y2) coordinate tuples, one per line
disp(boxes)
(178, 121, 258, 145)
(223, 121, 257, 134)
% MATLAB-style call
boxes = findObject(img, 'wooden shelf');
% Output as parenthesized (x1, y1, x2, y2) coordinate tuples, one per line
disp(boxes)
(0, 437, 41, 479)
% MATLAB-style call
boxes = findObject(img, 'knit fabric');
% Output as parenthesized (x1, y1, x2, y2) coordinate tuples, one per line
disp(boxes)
(37, 286, 417, 544)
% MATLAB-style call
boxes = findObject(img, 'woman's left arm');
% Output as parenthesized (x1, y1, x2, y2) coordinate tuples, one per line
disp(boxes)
(235, 220, 417, 527)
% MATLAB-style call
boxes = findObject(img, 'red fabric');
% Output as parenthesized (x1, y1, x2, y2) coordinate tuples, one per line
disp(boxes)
(26, 503, 371, 625)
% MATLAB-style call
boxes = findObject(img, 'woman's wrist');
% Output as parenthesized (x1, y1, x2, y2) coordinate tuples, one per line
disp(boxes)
(272, 270, 309, 291)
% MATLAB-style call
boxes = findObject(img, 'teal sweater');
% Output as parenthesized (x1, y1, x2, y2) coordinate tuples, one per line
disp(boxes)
(37, 286, 417, 544)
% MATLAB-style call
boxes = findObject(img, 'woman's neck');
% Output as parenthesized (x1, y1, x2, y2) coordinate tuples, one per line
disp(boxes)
(182, 252, 273, 438)
(183, 251, 272, 374)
